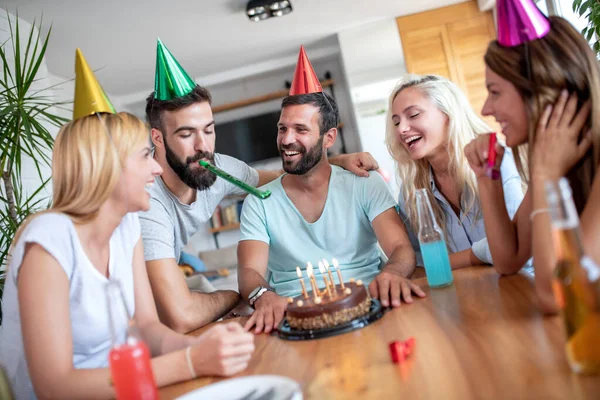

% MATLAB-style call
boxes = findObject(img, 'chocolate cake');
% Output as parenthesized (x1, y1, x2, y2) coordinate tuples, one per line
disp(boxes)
(286, 281, 371, 330)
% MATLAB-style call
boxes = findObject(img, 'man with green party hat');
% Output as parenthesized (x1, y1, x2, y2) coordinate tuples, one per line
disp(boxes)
(139, 39, 380, 333)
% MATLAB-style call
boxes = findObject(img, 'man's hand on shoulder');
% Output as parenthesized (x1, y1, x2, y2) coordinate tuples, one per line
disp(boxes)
(369, 268, 426, 308)
(243, 291, 288, 334)
(331, 152, 379, 177)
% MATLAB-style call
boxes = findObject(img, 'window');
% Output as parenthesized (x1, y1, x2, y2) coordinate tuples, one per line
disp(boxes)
(539, 0, 594, 47)
(536, 0, 549, 16)
(552, 0, 589, 32)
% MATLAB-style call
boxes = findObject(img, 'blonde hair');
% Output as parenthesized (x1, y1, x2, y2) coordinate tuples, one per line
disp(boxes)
(12, 112, 149, 245)
(385, 75, 491, 243)
(485, 16, 600, 213)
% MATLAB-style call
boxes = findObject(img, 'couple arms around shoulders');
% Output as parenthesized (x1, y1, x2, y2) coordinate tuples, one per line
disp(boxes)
(238, 166, 426, 334)
(140, 152, 383, 334)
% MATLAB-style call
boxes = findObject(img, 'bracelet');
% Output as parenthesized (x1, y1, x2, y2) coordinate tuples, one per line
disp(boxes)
(185, 346, 197, 379)
(530, 208, 550, 221)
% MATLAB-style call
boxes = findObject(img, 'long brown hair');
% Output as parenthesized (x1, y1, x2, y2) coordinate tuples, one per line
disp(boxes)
(484, 16, 600, 213)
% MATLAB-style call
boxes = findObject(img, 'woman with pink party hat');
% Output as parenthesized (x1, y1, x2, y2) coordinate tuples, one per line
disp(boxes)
(464, 0, 600, 314)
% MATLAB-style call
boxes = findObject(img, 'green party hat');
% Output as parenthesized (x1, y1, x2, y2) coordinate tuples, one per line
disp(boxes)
(154, 38, 196, 101)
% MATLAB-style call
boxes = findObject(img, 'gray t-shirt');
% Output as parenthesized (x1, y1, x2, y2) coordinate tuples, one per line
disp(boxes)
(139, 153, 259, 262)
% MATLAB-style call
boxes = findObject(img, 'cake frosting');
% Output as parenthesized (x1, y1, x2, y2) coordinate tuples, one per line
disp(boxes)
(286, 281, 371, 330)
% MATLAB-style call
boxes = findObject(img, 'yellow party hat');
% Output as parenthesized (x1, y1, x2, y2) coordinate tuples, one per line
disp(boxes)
(73, 48, 116, 120)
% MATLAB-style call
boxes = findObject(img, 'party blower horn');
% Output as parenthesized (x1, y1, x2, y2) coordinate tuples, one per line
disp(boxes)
(198, 160, 271, 199)
(153, 39, 271, 199)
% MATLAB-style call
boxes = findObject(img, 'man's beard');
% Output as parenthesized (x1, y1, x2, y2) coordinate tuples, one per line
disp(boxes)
(280, 135, 324, 175)
(164, 137, 217, 191)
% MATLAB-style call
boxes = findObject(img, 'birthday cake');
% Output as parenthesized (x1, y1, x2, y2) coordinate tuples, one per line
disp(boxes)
(285, 280, 371, 331)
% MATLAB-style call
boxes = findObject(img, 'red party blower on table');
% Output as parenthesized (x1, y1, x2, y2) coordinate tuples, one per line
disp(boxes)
(486, 133, 500, 180)
(106, 280, 158, 400)
(389, 337, 416, 364)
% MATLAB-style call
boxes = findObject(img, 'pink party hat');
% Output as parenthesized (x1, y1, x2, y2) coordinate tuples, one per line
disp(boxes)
(497, 0, 551, 47)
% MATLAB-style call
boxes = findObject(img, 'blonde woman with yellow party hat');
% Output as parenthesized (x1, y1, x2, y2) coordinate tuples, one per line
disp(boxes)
(0, 50, 254, 399)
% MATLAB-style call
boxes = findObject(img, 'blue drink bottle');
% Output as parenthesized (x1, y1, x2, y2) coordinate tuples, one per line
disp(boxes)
(416, 189, 453, 288)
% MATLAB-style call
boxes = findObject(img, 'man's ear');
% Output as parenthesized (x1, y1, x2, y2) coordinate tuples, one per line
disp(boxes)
(151, 128, 164, 148)
(323, 127, 337, 150)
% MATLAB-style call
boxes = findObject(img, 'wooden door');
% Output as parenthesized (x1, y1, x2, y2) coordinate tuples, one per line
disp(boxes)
(447, 14, 497, 124)
(402, 25, 459, 82)
(397, 1, 498, 130)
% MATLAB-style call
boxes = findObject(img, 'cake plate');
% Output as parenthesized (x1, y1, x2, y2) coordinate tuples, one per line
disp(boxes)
(275, 298, 384, 341)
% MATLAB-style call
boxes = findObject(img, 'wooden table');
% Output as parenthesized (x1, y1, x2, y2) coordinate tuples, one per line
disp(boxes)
(159, 267, 600, 399)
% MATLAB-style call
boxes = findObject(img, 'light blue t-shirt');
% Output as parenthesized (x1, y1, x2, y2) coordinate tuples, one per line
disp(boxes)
(240, 166, 397, 297)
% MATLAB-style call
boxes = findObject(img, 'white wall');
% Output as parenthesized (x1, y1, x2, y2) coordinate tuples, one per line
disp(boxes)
(338, 18, 408, 200)
(477, 0, 495, 11)
(0, 13, 68, 209)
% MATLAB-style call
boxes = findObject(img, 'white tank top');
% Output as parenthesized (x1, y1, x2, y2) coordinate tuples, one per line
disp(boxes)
(0, 212, 139, 399)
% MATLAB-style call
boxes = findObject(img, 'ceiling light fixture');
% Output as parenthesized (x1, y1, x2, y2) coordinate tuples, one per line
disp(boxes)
(246, 0, 293, 21)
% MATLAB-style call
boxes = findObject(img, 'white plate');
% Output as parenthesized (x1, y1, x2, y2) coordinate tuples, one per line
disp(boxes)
(176, 375, 303, 400)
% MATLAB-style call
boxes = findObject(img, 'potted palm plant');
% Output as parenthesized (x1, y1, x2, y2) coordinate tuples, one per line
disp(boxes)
(0, 11, 70, 323)
(573, 0, 600, 55)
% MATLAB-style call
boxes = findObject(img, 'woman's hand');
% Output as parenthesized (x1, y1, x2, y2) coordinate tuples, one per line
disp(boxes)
(532, 90, 591, 180)
(189, 322, 255, 377)
(464, 133, 504, 179)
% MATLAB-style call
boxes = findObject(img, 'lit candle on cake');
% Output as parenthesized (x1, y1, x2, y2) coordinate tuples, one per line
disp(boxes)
(296, 266, 309, 299)
(323, 259, 336, 294)
(306, 262, 320, 299)
(332, 258, 345, 290)
(318, 262, 333, 298)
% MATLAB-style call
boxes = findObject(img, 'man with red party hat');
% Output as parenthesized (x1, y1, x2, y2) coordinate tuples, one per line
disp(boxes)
(237, 47, 424, 334)
(140, 40, 381, 333)
(288, 45, 323, 95)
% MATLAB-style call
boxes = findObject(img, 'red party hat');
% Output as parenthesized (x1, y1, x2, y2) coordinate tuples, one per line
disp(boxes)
(289, 46, 322, 95)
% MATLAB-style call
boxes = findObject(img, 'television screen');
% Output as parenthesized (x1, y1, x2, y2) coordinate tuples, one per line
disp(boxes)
(215, 111, 281, 164)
